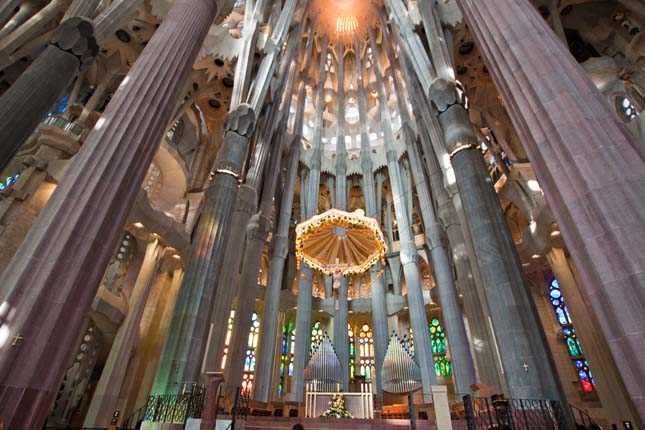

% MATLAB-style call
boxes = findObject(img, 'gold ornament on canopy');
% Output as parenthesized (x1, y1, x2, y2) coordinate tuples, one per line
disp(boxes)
(295, 209, 387, 283)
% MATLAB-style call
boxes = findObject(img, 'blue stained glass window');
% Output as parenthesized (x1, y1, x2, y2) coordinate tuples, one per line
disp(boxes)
(548, 278, 595, 391)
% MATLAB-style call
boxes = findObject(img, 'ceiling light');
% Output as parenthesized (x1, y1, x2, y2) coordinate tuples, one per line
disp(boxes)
(527, 179, 541, 192)
(531, 254, 541, 260)
(550, 230, 561, 237)
(133, 222, 144, 228)
(336, 9, 358, 34)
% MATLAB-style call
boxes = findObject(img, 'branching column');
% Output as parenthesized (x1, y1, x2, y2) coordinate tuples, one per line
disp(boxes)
(369, 28, 436, 396)
(355, 35, 387, 399)
(153, 104, 256, 394)
(384, 32, 476, 394)
(429, 79, 562, 401)
(0, 0, 220, 427)
(333, 41, 350, 392)
(291, 34, 329, 401)
(200, 4, 303, 378)
(255, 32, 314, 400)
(458, 0, 645, 418)
(396, 47, 503, 391)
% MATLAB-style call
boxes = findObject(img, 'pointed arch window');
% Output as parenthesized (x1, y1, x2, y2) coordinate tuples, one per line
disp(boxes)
(242, 312, 260, 395)
(311, 321, 324, 352)
(358, 324, 376, 380)
(430, 318, 452, 377)
(278, 320, 296, 398)
(549, 278, 595, 391)
(220, 310, 235, 370)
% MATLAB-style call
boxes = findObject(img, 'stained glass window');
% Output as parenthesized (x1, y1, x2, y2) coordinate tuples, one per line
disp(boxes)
(0, 173, 20, 191)
(621, 97, 640, 121)
(430, 318, 452, 377)
(548, 278, 595, 391)
(278, 320, 296, 398)
(358, 324, 376, 380)
(220, 310, 235, 370)
(311, 321, 324, 352)
(242, 312, 260, 395)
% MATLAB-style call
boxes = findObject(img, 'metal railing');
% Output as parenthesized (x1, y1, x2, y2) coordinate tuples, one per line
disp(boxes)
(229, 387, 250, 430)
(463, 395, 568, 430)
(570, 404, 602, 429)
(144, 388, 206, 425)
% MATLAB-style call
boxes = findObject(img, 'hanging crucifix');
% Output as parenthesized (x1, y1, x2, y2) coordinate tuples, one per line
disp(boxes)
(331, 258, 349, 311)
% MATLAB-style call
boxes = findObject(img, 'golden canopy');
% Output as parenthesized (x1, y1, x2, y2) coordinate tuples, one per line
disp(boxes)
(296, 209, 387, 276)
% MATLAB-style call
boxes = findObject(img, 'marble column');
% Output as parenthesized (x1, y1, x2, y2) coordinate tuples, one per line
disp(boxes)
(547, 248, 637, 424)
(355, 35, 387, 398)
(458, 0, 645, 418)
(429, 80, 563, 401)
(0, 0, 220, 427)
(84, 239, 164, 428)
(200, 372, 225, 430)
(153, 104, 256, 395)
(369, 28, 436, 397)
(254, 136, 301, 402)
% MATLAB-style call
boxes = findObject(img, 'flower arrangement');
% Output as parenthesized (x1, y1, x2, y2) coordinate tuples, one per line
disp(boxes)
(321, 394, 353, 419)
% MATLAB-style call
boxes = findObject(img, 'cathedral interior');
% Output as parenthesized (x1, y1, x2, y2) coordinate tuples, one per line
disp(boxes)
(0, 0, 643, 429)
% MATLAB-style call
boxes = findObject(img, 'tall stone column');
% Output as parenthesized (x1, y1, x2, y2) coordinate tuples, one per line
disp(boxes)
(0, 0, 220, 427)
(124, 268, 184, 419)
(355, 35, 387, 398)
(458, 0, 645, 419)
(291, 265, 314, 401)
(254, 136, 301, 402)
(369, 28, 436, 397)
(290, 34, 329, 401)
(429, 80, 563, 401)
(395, 45, 504, 391)
(382, 23, 477, 394)
(197, 184, 257, 381)
(0, 17, 98, 171)
(332, 41, 350, 392)
(83, 239, 164, 428)
(225, 142, 281, 395)
(153, 104, 256, 395)
(547, 248, 637, 424)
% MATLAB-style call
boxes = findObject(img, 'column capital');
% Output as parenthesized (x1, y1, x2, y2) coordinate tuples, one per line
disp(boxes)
(51, 17, 99, 70)
(246, 212, 271, 241)
(269, 234, 289, 260)
(399, 241, 419, 265)
(224, 103, 256, 138)
(428, 78, 461, 113)
(233, 184, 258, 217)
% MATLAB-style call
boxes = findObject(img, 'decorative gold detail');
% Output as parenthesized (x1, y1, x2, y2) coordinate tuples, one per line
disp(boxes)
(215, 168, 239, 179)
(449, 144, 476, 159)
(296, 209, 387, 277)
